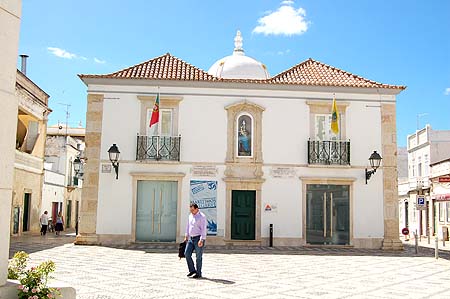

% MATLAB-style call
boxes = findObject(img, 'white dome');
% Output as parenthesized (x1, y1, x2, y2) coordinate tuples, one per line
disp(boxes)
(208, 31, 269, 80)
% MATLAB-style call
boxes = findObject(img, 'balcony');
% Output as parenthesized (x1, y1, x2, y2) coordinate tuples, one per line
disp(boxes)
(136, 135, 181, 161)
(308, 139, 350, 165)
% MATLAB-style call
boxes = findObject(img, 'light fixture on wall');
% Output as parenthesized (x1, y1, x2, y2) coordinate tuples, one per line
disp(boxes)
(108, 144, 120, 179)
(365, 151, 382, 184)
(73, 156, 82, 176)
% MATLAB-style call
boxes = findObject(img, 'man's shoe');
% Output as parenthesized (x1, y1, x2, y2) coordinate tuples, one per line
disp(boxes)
(187, 271, 196, 277)
(192, 274, 202, 279)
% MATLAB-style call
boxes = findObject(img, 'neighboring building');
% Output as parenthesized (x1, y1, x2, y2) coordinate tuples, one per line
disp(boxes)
(76, 31, 405, 249)
(398, 147, 409, 233)
(11, 64, 51, 236)
(430, 157, 450, 241)
(403, 125, 450, 237)
(0, 0, 22, 286)
(42, 125, 85, 230)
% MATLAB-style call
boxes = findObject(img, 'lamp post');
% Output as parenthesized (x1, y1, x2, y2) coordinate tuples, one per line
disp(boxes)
(365, 151, 382, 184)
(108, 144, 120, 179)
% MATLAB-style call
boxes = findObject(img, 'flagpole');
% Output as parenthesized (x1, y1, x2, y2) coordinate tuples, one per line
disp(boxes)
(156, 87, 161, 160)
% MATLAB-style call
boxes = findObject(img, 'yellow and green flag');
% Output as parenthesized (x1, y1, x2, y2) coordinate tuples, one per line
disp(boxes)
(331, 97, 339, 134)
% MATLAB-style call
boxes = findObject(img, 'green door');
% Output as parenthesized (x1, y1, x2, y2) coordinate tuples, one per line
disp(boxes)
(231, 190, 256, 240)
(136, 181, 178, 242)
(23, 193, 31, 232)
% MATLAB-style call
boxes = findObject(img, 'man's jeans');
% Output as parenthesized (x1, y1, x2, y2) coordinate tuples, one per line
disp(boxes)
(185, 236, 205, 276)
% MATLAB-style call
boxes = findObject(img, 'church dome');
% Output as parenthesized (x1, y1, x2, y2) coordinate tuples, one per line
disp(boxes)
(208, 31, 269, 80)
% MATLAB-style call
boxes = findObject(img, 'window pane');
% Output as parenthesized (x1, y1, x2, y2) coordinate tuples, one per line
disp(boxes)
(440, 202, 445, 222)
(161, 110, 172, 136)
(447, 202, 450, 222)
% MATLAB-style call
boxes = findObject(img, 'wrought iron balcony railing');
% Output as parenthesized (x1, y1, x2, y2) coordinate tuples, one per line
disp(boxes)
(136, 135, 181, 161)
(308, 139, 350, 165)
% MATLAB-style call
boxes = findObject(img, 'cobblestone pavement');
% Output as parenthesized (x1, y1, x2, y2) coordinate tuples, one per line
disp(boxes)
(8, 235, 450, 299)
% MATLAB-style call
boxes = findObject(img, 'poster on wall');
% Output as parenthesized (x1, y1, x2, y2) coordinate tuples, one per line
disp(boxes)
(190, 180, 217, 236)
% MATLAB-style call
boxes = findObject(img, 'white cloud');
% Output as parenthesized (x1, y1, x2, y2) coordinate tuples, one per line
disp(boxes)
(94, 57, 106, 64)
(253, 1, 310, 36)
(47, 47, 78, 59)
(277, 49, 291, 55)
(445, 88, 450, 95)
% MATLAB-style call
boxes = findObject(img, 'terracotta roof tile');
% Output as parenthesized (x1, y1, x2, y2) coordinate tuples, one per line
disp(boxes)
(79, 54, 405, 90)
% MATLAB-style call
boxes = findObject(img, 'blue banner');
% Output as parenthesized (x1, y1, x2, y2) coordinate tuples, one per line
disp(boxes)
(190, 180, 217, 236)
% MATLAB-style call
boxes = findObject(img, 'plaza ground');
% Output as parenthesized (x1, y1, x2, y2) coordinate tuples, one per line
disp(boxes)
(8, 234, 450, 299)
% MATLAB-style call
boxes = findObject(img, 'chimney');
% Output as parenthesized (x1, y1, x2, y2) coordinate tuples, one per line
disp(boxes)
(19, 54, 29, 75)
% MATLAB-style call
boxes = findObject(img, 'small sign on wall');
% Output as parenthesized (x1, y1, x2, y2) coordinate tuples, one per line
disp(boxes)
(264, 203, 277, 212)
(101, 164, 112, 173)
(191, 165, 218, 177)
(270, 167, 296, 178)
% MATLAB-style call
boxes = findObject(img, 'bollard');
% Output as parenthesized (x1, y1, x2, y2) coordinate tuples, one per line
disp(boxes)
(269, 224, 273, 247)
(414, 232, 418, 254)
(435, 236, 439, 259)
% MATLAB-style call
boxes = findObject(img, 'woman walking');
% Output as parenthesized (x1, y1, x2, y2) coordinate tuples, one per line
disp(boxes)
(55, 211, 64, 236)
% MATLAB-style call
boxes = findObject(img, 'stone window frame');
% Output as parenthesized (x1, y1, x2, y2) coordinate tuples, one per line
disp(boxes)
(306, 100, 349, 141)
(225, 100, 264, 163)
(236, 112, 254, 158)
(137, 96, 183, 137)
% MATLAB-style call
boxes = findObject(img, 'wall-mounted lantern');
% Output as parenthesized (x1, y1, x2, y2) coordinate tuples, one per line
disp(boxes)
(108, 144, 120, 179)
(73, 156, 82, 176)
(365, 151, 382, 184)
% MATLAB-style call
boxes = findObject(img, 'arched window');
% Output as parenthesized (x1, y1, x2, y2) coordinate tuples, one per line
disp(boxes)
(237, 114, 253, 157)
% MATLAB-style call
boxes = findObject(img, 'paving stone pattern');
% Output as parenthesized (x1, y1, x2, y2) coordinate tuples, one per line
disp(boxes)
(9, 236, 450, 299)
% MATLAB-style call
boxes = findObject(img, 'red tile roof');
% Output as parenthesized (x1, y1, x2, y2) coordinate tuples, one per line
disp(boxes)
(79, 53, 405, 90)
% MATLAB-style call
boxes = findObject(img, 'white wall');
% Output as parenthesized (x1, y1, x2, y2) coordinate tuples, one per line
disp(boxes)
(92, 84, 391, 243)
(0, 0, 21, 285)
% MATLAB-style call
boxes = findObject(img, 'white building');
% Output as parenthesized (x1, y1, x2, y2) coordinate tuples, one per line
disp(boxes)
(42, 125, 85, 230)
(430, 157, 450, 241)
(76, 31, 405, 249)
(0, 0, 22, 287)
(402, 125, 450, 237)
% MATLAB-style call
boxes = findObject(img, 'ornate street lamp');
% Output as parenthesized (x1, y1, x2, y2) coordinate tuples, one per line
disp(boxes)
(73, 156, 82, 176)
(365, 151, 382, 184)
(108, 144, 120, 179)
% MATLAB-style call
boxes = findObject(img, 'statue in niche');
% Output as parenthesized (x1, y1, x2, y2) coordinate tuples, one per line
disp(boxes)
(238, 115, 252, 156)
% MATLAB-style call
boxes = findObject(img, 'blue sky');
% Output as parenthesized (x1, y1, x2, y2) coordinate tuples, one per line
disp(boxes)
(18, 0, 449, 146)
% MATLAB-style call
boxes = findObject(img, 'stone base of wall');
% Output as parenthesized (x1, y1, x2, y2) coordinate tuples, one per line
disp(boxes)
(353, 238, 383, 249)
(381, 238, 404, 251)
(74, 233, 99, 245)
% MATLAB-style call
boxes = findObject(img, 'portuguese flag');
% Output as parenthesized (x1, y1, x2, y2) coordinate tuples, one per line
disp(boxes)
(149, 94, 160, 128)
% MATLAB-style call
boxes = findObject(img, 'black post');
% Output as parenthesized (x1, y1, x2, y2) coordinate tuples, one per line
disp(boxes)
(269, 224, 273, 247)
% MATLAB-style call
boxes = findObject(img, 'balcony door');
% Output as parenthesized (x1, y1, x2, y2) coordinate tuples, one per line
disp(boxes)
(315, 114, 341, 141)
(147, 108, 173, 137)
(306, 184, 350, 245)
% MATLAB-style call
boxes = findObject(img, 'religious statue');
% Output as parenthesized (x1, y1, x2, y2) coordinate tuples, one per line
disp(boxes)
(238, 118, 251, 156)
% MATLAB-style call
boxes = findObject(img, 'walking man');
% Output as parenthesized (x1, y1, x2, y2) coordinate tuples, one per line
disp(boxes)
(40, 211, 49, 236)
(184, 203, 207, 279)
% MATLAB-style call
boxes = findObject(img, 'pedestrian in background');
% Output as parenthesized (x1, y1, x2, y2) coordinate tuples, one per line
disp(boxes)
(39, 211, 49, 236)
(184, 203, 207, 279)
(55, 211, 64, 236)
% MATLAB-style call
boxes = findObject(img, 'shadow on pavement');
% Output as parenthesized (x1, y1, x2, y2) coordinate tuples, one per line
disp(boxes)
(201, 277, 235, 284)
(100, 243, 450, 261)
(9, 233, 75, 258)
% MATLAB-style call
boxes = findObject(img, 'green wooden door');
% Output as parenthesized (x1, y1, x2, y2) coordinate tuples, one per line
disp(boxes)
(231, 190, 256, 240)
(136, 181, 178, 242)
